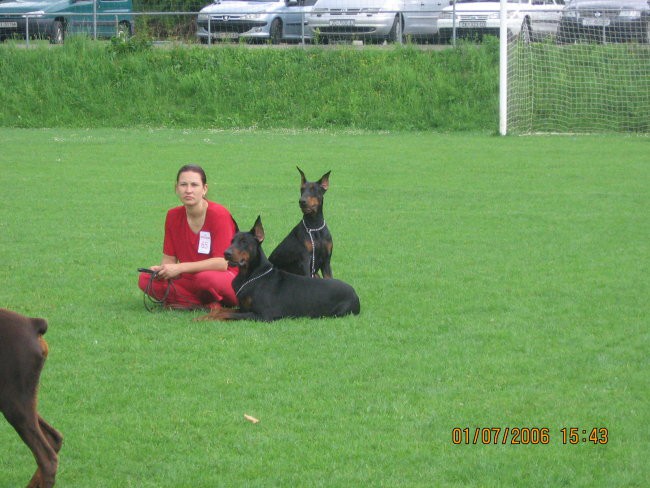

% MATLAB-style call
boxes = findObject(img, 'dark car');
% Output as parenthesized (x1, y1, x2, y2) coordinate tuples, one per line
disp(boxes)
(0, 0, 133, 44)
(558, 0, 650, 43)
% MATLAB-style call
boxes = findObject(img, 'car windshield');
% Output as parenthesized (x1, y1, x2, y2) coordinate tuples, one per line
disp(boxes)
(456, 0, 523, 3)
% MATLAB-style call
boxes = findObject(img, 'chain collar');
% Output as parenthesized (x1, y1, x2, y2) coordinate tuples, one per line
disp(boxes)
(235, 266, 273, 296)
(302, 219, 326, 277)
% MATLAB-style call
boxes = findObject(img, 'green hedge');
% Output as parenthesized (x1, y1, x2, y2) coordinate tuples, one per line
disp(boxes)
(0, 37, 500, 131)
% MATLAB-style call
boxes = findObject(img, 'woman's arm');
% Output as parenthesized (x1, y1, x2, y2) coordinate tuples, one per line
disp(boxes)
(152, 254, 228, 280)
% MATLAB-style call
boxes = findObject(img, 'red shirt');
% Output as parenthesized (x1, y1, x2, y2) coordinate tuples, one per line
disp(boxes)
(163, 200, 237, 264)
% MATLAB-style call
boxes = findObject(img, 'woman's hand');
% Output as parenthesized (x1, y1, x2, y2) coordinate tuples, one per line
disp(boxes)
(150, 256, 227, 281)
(152, 263, 183, 280)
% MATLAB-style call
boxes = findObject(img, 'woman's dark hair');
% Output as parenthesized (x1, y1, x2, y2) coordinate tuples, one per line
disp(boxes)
(177, 164, 207, 185)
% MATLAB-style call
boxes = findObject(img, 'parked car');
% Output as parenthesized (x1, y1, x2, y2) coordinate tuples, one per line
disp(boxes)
(0, 0, 133, 44)
(196, 0, 316, 44)
(558, 0, 650, 43)
(307, 0, 452, 44)
(437, 0, 564, 43)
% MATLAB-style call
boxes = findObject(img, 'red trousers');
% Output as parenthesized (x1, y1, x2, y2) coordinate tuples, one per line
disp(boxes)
(138, 270, 238, 309)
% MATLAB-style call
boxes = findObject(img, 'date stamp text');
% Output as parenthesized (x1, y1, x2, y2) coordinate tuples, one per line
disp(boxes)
(451, 427, 608, 445)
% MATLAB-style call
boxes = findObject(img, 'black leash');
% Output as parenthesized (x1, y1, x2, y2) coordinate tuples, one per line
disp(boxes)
(139, 268, 207, 312)
(140, 268, 171, 313)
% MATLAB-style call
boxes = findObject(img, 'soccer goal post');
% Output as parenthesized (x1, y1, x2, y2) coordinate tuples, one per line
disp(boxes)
(500, 0, 650, 135)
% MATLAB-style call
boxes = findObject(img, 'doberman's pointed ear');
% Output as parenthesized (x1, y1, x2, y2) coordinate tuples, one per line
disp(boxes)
(297, 166, 307, 187)
(319, 171, 331, 192)
(252, 215, 265, 243)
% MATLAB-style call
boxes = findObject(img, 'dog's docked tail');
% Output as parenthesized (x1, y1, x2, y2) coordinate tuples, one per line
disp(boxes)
(31, 317, 48, 337)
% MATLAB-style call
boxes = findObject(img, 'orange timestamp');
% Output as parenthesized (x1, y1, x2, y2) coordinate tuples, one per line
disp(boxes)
(451, 427, 608, 445)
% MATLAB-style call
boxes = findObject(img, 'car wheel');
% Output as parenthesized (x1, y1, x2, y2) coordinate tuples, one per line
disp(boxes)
(520, 18, 531, 44)
(388, 14, 403, 44)
(50, 20, 64, 44)
(270, 18, 282, 44)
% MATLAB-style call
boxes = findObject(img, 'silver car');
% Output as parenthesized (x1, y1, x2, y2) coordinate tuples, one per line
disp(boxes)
(437, 0, 565, 43)
(197, 0, 316, 44)
(558, 0, 650, 43)
(307, 0, 452, 43)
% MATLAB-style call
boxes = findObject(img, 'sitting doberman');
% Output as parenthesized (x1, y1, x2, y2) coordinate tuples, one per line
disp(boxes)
(269, 167, 334, 278)
(0, 308, 63, 488)
(198, 216, 360, 322)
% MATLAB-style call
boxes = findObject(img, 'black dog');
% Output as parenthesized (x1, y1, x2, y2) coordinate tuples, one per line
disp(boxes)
(269, 167, 333, 278)
(0, 308, 62, 488)
(199, 216, 360, 322)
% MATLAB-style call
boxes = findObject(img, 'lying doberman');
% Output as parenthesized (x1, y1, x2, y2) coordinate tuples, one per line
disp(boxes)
(0, 308, 62, 488)
(269, 167, 334, 278)
(198, 216, 360, 322)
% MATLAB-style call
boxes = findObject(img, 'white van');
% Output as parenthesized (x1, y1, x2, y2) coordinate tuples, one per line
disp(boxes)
(307, 0, 451, 43)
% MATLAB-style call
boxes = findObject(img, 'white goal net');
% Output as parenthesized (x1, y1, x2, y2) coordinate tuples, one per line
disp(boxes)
(504, 0, 650, 134)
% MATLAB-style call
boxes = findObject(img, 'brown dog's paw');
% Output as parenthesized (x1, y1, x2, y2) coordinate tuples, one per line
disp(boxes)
(194, 310, 219, 321)
(194, 308, 233, 321)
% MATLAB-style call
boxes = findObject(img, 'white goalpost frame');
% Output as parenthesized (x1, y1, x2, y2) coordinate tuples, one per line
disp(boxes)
(499, 0, 508, 135)
(498, 1, 649, 135)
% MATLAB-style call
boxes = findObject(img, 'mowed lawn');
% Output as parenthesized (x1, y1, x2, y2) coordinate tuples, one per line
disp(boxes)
(0, 128, 648, 487)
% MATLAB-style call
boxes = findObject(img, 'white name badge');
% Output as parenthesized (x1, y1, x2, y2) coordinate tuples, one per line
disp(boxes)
(198, 231, 211, 254)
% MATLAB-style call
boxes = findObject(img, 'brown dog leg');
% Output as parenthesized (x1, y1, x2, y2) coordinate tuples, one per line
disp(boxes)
(0, 310, 61, 488)
(25, 416, 63, 488)
(8, 409, 59, 488)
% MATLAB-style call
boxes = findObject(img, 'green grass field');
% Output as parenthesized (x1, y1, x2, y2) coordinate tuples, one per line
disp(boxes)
(0, 128, 648, 487)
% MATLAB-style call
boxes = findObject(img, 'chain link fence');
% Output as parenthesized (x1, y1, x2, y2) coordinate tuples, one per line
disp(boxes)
(2, 1, 649, 47)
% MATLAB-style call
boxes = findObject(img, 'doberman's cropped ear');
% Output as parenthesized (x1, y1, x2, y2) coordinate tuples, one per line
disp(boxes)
(297, 166, 307, 187)
(251, 215, 265, 243)
(319, 171, 331, 192)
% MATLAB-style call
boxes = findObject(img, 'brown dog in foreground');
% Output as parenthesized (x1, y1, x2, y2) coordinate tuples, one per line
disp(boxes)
(0, 308, 62, 488)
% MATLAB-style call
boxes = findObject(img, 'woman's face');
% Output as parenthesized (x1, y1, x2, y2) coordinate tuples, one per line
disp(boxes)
(176, 170, 207, 207)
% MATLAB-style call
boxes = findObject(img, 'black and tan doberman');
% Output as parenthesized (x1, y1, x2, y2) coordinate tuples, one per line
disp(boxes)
(0, 308, 62, 488)
(199, 216, 360, 322)
(269, 167, 334, 278)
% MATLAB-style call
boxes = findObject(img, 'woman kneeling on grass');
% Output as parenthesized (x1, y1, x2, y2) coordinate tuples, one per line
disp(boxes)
(138, 164, 238, 310)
